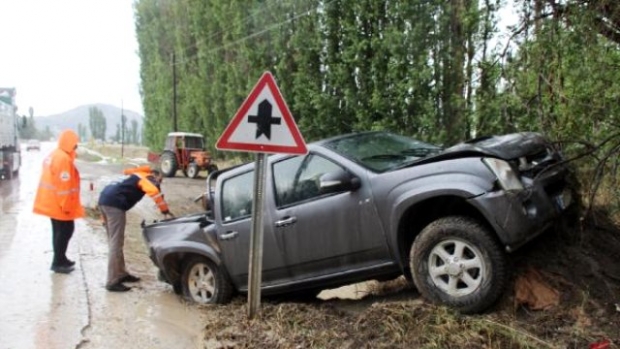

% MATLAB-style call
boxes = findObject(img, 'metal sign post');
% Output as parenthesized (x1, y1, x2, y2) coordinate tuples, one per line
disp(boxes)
(248, 153, 268, 318)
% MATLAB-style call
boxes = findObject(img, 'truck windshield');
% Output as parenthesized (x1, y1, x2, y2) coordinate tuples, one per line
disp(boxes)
(324, 132, 441, 173)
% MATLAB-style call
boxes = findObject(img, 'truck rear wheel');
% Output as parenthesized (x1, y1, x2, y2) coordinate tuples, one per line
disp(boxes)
(410, 216, 507, 314)
(160, 152, 178, 177)
(180, 256, 233, 304)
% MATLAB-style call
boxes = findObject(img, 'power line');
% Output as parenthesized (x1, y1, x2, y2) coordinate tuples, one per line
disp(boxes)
(170, 0, 331, 67)
(198, 0, 296, 48)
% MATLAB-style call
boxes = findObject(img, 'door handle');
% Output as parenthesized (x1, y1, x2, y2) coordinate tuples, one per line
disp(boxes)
(220, 231, 239, 241)
(274, 216, 297, 228)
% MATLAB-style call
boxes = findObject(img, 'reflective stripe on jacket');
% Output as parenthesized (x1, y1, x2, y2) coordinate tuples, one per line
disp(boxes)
(33, 130, 85, 221)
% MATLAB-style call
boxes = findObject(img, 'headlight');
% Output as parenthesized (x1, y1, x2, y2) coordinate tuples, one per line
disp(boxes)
(482, 158, 524, 191)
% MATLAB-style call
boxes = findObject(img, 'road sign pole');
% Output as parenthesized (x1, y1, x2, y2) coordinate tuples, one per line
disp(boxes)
(248, 152, 268, 319)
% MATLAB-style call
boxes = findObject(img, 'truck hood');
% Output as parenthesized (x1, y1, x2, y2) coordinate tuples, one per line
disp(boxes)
(444, 132, 549, 159)
(416, 132, 551, 165)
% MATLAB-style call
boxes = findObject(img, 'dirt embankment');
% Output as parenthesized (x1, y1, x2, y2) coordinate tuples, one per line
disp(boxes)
(152, 173, 620, 349)
(86, 145, 620, 348)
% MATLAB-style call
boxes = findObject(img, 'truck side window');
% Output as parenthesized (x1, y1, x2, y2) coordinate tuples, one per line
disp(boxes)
(273, 154, 344, 208)
(221, 170, 254, 221)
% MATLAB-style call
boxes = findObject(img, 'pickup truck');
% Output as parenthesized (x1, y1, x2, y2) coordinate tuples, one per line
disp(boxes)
(141, 131, 574, 313)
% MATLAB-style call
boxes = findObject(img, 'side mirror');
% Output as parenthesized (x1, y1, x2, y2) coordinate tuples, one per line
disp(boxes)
(319, 169, 361, 194)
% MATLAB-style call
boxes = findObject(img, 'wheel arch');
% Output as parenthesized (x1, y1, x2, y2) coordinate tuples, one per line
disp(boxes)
(395, 195, 498, 278)
(156, 242, 223, 286)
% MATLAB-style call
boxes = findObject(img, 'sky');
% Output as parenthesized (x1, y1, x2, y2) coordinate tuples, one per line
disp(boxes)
(0, 1, 143, 117)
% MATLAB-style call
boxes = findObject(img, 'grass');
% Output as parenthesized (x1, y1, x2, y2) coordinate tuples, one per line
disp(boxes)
(195, 298, 579, 349)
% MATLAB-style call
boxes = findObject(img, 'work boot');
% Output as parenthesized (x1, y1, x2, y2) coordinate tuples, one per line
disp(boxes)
(51, 265, 75, 274)
(61, 258, 76, 267)
(121, 274, 141, 283)
(106, 283, 131, 292)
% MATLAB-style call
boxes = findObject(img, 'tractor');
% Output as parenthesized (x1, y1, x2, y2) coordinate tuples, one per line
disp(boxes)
(147, 132, 218, 178)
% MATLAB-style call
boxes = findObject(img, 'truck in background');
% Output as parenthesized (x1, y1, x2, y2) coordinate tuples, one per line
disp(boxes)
(0, 87, 21, 180)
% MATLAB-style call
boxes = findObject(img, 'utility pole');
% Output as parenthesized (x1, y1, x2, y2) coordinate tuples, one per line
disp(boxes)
(172, 52, 178, 132)
(121, 100, 125, 158)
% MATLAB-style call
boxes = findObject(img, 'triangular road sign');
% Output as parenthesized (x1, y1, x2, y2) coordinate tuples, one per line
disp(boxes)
(216, 72, 308, 154)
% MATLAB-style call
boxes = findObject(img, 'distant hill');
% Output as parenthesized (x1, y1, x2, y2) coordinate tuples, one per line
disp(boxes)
(34, 104, 143, 140)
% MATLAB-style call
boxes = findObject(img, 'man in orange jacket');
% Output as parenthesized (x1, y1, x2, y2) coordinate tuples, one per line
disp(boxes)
(98, 165, 174, 292)
(33, 129, 85, 274)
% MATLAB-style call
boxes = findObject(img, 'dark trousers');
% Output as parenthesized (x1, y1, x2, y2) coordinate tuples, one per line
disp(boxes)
(51, 219, 75, 267)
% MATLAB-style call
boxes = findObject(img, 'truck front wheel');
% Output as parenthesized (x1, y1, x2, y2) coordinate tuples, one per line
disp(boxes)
(410, 216, 507, 314)
(180, 256, 233, 305)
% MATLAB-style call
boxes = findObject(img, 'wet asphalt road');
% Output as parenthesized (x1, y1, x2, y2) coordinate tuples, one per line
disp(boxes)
(0, 142, 205, 349)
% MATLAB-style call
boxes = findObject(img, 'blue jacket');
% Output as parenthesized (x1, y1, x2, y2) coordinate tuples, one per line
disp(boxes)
(98, 171, 169, 213)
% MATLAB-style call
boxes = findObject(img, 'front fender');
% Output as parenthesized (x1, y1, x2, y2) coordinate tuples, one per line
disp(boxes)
(154, 240, 222, 282)
(387, 172, 493, 235)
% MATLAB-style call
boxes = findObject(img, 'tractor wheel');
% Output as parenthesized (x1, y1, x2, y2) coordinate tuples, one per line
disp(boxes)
(187, 163, 200, 179)
(160, 152, 178, 177)
(207, 164, 219, 174)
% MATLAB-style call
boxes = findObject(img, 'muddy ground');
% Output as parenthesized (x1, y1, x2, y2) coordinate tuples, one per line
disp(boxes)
(89, 144, 620, 348)
(150, 177, 620, 349)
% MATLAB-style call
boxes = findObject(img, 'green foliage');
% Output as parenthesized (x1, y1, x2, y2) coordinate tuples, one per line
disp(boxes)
(18, 115, 37, 140)
(133, 0, 620, 214)
(77, 123, 87, 141)
(88, 106, 107, 141)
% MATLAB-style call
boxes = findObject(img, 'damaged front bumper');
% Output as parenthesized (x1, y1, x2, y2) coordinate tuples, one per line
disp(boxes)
(471, 165, 573, 252)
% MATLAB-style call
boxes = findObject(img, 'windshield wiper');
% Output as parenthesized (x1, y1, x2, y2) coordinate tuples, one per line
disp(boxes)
(361, 154, 407, 161)
(400, 148, 440, 157)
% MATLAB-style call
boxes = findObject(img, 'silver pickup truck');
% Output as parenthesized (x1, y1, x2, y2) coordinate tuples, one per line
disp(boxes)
(142, 131, 573, 313)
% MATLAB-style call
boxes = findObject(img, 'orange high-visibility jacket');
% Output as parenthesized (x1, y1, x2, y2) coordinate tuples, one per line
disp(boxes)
(122, 165, 170, 213)
(33, 130, 85, 221)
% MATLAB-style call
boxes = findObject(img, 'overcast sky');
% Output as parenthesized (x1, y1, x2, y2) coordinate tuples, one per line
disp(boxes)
(0, 1, 142, 117)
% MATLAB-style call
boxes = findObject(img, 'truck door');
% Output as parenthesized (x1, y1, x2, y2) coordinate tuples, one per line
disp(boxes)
(215, 169, 286, 291)
(270, 153, 391, 280)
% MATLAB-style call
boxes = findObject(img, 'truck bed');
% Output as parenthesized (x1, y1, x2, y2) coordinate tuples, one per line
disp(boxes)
(0, 109, 18, 148)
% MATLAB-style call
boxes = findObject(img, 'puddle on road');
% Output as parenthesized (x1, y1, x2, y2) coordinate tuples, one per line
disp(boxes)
(76, 195, 207, 349)
(0, 148, 209, 349)
(0, 146, 87, 349)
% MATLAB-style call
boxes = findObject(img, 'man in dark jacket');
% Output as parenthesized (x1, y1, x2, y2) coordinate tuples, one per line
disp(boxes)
(98, 165, 174, 292)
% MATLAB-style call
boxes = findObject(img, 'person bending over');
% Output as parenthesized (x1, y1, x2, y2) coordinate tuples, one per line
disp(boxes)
(98, 165, 174, 292)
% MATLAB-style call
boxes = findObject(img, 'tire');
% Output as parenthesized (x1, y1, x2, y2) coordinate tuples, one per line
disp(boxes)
(180, 255, 233, 305)
(207, 164, 219, 174)
(187, 163, 199, 179)
(160, 152, 178, 177)
(173, 282, 182, 295)
(410, 216, 507, 314)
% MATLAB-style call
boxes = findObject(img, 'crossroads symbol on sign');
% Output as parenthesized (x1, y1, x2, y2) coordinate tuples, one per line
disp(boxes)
(248, 100, 281, 140)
